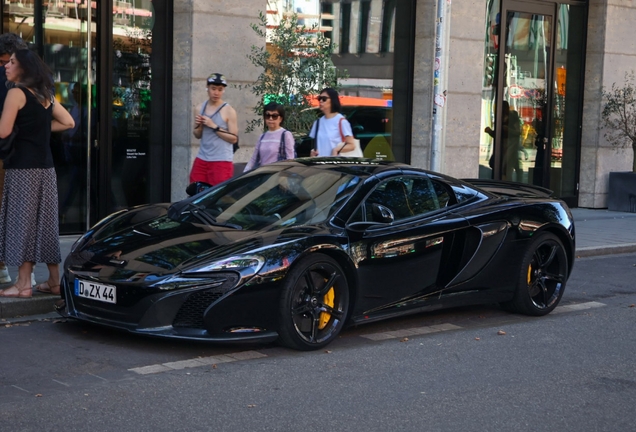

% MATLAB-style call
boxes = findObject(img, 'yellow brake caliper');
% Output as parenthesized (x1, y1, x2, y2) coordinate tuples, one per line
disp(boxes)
(527, 263, 533, 285)
(318, 284, 335, 330)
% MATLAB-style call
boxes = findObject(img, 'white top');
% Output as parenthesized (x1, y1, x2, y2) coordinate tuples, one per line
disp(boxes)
(308, 113, 353, 157)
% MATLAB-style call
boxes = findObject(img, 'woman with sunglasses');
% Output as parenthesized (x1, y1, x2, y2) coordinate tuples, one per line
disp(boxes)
(244, 102, 295, 172)
(308, 88, 356, 157)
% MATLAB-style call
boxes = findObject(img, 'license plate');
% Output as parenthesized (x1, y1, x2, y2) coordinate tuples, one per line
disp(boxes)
(74, 279, 116, 304)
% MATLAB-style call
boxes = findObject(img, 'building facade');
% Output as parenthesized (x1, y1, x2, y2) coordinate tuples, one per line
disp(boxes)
(1, 0, 634, 235)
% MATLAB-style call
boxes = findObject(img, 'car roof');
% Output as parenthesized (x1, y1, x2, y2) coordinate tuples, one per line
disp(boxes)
(276, 157, 409, 176)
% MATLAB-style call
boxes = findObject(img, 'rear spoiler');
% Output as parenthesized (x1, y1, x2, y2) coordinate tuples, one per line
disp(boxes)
(461, 179, 554, 198)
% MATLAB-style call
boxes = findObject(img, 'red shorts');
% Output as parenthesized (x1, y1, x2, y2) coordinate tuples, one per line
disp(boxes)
(189, 158, 234, 186)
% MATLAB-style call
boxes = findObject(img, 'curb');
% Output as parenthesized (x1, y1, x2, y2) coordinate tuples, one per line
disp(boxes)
(0, 294, 58, 320)
(575, 243, 636, 258)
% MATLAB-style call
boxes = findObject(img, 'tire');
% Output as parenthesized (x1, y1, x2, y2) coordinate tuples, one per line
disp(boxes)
(504, 232, 568, 316)
(277, 253, 349, 350)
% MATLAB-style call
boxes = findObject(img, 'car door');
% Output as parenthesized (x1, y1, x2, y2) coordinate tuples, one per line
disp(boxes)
(346, 175, 470, 318)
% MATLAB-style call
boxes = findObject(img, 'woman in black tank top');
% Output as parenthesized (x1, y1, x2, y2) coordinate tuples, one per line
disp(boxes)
(0, 49, 74, 298)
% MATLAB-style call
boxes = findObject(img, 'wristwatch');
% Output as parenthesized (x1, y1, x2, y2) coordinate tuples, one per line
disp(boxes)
(213, 126, 220, 132)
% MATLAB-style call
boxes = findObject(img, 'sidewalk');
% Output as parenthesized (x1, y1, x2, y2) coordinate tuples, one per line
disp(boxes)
(1, 208, 636, 320)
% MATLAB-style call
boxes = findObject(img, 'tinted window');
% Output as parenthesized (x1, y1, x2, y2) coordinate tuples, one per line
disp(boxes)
(357, 175, 446, 223)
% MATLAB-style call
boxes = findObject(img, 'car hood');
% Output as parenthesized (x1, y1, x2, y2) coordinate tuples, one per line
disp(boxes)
(66, 205, 325, 280)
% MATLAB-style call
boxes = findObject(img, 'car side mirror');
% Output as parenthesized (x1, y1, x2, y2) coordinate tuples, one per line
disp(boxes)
(371, 203, 394, 223)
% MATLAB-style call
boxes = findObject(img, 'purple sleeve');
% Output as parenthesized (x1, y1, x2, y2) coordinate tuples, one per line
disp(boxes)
(244, 137, 261, 172)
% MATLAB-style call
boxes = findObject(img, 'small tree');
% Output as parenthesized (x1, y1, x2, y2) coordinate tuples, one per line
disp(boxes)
(601, 71, 636, 172)
(243, 12, 347, 136)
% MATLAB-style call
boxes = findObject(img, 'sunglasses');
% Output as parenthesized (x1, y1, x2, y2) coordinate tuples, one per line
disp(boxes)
(264, 113, 280, 120)
(317, 96, 329, 102)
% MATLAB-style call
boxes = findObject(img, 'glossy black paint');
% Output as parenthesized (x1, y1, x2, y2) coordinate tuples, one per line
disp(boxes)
(58, 158, 575, 346)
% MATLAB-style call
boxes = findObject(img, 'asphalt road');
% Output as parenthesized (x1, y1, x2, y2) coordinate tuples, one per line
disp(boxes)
(1, 253, 635, 432)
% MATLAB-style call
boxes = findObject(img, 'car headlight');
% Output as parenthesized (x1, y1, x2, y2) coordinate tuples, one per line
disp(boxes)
(183, 255, 265, 279)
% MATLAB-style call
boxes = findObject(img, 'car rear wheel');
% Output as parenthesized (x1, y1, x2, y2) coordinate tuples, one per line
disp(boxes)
(504, 232, 568, 316)
(278, 254, 349, 350)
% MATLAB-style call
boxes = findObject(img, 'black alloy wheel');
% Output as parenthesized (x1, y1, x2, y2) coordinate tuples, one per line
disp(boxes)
(505, 232, 568, 316)
(278, 253, 349, 350)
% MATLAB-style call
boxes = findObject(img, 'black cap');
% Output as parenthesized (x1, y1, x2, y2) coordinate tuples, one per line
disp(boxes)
(207, 73, 227, 86)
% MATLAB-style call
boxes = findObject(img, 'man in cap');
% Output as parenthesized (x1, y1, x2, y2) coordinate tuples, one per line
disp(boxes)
(0, 33, 27, 285)
(191, 73, 238, 186)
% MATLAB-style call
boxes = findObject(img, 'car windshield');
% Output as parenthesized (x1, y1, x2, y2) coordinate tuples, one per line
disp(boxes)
(188, 166, 361, 230)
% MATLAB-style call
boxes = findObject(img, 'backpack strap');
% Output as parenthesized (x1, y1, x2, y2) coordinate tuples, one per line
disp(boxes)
(201, 101, 227, 119)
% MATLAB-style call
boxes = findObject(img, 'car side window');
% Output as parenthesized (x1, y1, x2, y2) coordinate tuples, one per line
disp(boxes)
(364, 176, 443, 222)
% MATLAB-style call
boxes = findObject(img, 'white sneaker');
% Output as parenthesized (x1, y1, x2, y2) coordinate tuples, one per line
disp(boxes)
(0, 267, 10, 284)
(15, 273, 36, 287)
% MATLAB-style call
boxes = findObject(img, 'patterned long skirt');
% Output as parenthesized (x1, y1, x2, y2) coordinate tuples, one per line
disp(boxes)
(0, 168, 61, 266)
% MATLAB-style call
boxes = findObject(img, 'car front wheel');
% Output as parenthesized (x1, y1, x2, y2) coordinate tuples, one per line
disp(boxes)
(278, 253, 349, 350)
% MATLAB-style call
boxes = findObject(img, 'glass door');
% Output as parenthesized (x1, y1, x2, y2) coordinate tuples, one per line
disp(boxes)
(41, 0, 97, 234)
(494, 1, 555, 185)
(481, 0, 585, 205)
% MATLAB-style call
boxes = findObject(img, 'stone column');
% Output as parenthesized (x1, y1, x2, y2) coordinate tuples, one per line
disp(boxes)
(171, 0, 264, 201)
(349, 1, 361, 54)
(365, 0, 383, 54)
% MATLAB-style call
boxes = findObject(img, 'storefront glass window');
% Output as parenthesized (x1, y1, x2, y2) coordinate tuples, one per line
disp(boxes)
(110, 0, 155, 210)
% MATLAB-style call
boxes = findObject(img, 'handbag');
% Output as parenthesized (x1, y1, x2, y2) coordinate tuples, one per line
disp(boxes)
(337, 118, 363, 157)
(0, 126, 19, 161)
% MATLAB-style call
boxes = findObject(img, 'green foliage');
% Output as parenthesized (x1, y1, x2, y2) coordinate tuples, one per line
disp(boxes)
(601, 71, 636, 172)
(242, 12, 347, 136)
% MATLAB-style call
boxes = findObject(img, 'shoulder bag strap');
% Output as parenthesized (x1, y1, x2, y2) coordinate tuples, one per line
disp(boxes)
(338, 117, 346, 142)
(254, 133, 266, 167)
(337, 117, 346, 154)
(278, 130, 290, 161)
(313, 118, 320, 150)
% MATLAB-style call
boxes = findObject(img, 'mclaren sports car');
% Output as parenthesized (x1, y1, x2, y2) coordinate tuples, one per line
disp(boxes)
(57, 158, 575, 350)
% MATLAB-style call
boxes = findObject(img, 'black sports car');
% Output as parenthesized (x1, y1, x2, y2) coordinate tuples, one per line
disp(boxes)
(57, 158, 575, 350)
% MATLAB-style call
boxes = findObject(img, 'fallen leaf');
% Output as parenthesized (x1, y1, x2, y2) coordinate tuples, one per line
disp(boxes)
(629, 304, 635, 308)
(35, 394, 42, 397)
(497, 330, 506, 336)
(475, 337, 480, 341)
(324, 350, 332, 354)
(4, 324, 11, 328)
(247, 404, 256, 408)
(212, 364, 217, 369)
(400, 337, 409, 342)
(52, 319, 66, 324)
